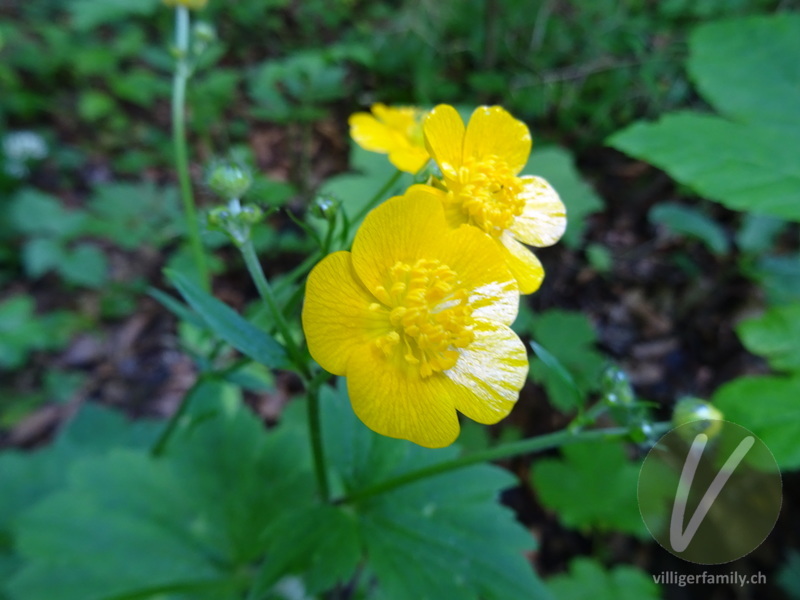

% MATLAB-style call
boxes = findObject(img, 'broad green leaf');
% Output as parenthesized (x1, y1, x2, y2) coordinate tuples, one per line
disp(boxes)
(0, 404, 160, 599)
(321, 381, 552, 600)
(609, 113, 800, 221)
(548, 558, 662, 600)
(712, 375, 800, 470)
(688, 14, 800, 131)
(7, 382, 315, 600)
(165, 269, 287, 369)
(531, 441, 648, 537)
(525, 147, 603, 248)
(649, 203, 729, 255)
(746, 254, 800, 305)
(737, 303, 800, 372)
(527, 310, 607, 412)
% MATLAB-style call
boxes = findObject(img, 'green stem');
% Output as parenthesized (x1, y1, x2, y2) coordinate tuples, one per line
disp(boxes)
(172, 6, 210, 291)
(351, 169, 403, 226)
(334, 421, 672, 505)
(239, 239, 308, 378)
(306, 374, 331, 501)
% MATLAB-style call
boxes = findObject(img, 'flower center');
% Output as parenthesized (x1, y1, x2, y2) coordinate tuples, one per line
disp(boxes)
(446, 155, 525, 236)
(370, 259, 474, 378)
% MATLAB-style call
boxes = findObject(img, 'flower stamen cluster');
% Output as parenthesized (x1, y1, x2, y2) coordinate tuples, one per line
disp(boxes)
(370, 259, 474, 378)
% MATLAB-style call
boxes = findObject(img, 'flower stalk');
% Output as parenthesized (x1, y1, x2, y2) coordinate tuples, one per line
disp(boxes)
(334, 421, 672, 505)
(172, 5, 210, 291)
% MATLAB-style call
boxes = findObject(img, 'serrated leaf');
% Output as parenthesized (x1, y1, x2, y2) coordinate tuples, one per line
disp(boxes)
(548, 558, 662, 600)
(531, 441, 648, 537)
(712, 375, 800, 470)
(649, 203, 729, 255)
(528, 311, 607, 412)
(525, 147, 603, 248)
(7, 382, 316, 600)
(736, 303, 800, 372)
(688, 14, 800, 131)
(322, 381, 552, 600)
(165, 269, 287, 369)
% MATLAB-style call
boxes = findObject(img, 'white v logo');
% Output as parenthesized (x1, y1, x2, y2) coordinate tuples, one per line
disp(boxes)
(669, 433, 755, 552)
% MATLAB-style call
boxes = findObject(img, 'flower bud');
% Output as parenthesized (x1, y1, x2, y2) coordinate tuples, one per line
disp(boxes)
(207, 161, 253, 202)
(672, 397, 724, 439)
(600, 365, 635, 406)
(310, 194, 340, 220)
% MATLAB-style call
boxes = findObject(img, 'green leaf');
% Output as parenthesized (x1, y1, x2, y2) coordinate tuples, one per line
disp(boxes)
(9, 189, 86, 239)
(525, 147, 603, 248)
(609, 113, 800, 221)
(778, 551, 800, 600)
(649, 203, 729, 255)
(21, 237, 62, 278)
(7, 382, 315, 600)
(531, 441, 648, 537)
(0, 404, 160, 598)
(528, 311, 607, 412)
(70, 0, 160, 30)
(688, 14, 800, 131)
(321, 381, 552, 600)
(608, 14, 800, 222)
(736, 303, 800, 372)
(165, 269, 287, 369)
(58, 244, 108, 288)
(712, 375, 800, 470)
(736, 214, 786, 255)
(548, 558, 662, 600)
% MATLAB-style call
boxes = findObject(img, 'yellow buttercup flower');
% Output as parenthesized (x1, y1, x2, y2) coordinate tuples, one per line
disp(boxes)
(302, 186, 528, 448)
(423, 104, 567, 294)
(163, 0, 208, 9)
(349, 103, 430, 174)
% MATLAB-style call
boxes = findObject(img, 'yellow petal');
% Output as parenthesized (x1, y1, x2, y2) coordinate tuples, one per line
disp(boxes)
(347, 349, 461, 448)
(302, 251, 383, 376)
(388, 146, 429, 174)
(351, 189, 447, 294)
(497, 233, 545, 294)
(510, 176, 567, 247)
(463, 106, 531, 175)
(423, 104, 465, 179)
(349, 111, 401, 154)
(433, 224, 519, 326)
(446, 320, 528, 424)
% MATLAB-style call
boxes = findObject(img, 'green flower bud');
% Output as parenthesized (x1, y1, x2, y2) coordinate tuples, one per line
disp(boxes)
(207, 161, 253, 202)
(672, 397, 724, 439)
(600, 365, 635, 406)
(193, 21, 216, 44)
(310, 194, 340, 220)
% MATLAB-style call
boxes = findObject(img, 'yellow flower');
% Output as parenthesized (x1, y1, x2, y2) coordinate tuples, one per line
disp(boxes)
(349, 103, 430, 174)
(163, 0, 208, 9)
(423, 104, 567, 294)
(302, 186, 528, 448)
